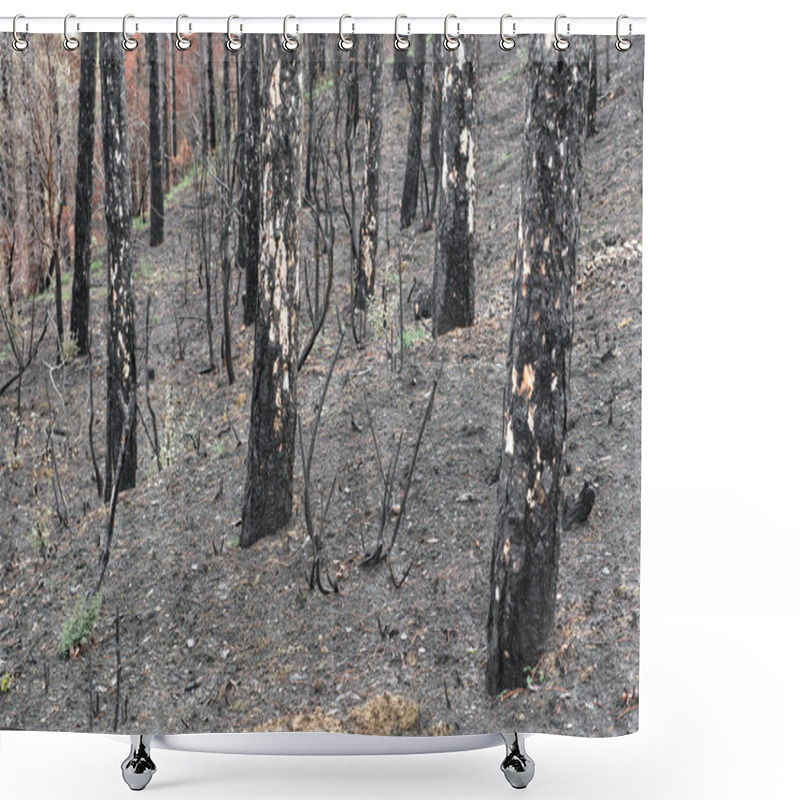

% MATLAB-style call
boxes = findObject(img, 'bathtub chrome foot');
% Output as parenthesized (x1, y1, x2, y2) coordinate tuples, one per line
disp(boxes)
(500, 732, 535, 789)
(121, 735, 157, 791)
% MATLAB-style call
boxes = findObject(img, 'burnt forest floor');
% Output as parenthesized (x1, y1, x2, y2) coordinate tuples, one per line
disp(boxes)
(0, 40, 643, 738)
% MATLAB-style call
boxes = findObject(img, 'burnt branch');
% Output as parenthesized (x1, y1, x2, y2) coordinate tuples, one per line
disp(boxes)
(92, 386, 137, 601)
(299, 325, 346, 594)
(386, 364, 443, 555)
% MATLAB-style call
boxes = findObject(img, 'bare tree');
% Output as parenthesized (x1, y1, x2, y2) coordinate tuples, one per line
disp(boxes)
(206, 33, 218, 152)
(241, 42, 303, 547)
(162, 37, 171, 191)
(486, 36, 590, 695)
(0, 44, 15, 306)
(354, 35, 384, 342)
(147, 34, 165, 247)
(69, 32, 97, 356)
(432, 36, 478, 336)
(400, 35, 427, 229)
(424, 38, 443, 231)
(100, 32, 137, 500)
(238, 35, 262, 326)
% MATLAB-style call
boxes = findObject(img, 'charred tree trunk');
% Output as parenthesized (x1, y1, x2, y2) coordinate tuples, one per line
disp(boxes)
(222, 48, 232, 148)
(393, 45, 407, 82)
(207, 33, 217, 152)
(587, 37, 598, 137)
(100, 32, 137, 500)
(147, 34, 165, 247)
(162, 41, 170, 191)
(486, 36, 590, 696)
(171, 45, 178, 159)
(304, 43, 321, 202)
(48, 57, 65, 350)
(432, 36, 477, 336)
(241, 42, 303, 548)
(70, 32, 97, 357)
(354, 35, 383, 318)
(238, 35, 262, 327)
(200, 42, 209, 157)
(400, 35, 426, 230)
(0, 46, 15, 305)
(425, 38, 443, 230)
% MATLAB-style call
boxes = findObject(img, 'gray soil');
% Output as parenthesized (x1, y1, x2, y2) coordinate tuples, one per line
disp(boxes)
(0, 38, 643, 738)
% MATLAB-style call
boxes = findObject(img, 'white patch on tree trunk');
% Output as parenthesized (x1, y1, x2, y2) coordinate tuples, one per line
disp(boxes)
(504, 419, 514, 455)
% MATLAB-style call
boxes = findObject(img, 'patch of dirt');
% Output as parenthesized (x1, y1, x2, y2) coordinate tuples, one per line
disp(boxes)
(0, 39, 643, 738)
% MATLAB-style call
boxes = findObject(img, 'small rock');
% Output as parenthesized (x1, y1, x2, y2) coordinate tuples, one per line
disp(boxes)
(187, 638, 196, 649)
(456, 492, 475, 504)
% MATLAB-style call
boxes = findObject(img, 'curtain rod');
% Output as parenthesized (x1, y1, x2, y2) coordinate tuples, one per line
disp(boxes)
(0, 16, 646, 37)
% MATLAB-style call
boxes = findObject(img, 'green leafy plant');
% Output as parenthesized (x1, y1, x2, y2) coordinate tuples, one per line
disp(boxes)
(0, 671, 14, 693)
(524, 664, 546, 690)
(59, 592, 102, 659)
(402, 327, 428, 350)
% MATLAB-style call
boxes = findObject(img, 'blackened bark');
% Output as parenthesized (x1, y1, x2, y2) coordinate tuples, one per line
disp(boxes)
(354, 36, 383, 313)
(241, 41, 303, 548)
(147, 34, 165, 247)
(238, 35, 262, 327)
(200, 42, 209, 156)
(162, 40, 170, 191)
(48, 59, 65, 349)
(207, 33, 217, 152)
(69, 31, 97, 357)
(100, 33, 137, 500)
(304, 44, 320, 201)
(400, 35, 426, 230)
(486, 36, 589, 696)
(587, 37, 598, 137)
(223, 48, 232, 148)
(432, 36, 477, 336)
(0, 46, 15, 304)
(171, 45, 178, 158)
(393, 46, 407, 82)
(425, 38, 443, 230)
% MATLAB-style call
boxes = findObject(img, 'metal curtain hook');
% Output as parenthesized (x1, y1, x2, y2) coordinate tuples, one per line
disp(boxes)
(283, 15, 299, 52)
(12, 15, 29, 52)
(63, 14, 80, 51)
(122, 14, 138, 51)
(338, 15, 354, 50)
(175, 14, 192, 51)
(499, 14, 516, 50)
(443, 14, 460, 51)
(616, 14, 632, 51)
(554, 14, 570, 51)
(394, 15, 410, 51)
(226, 15, 242, 52)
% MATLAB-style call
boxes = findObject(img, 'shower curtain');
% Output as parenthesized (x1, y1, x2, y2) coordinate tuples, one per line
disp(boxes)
(0, 30, 643, 740)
